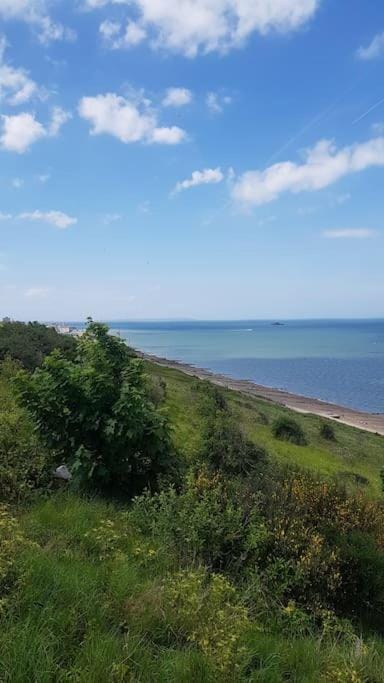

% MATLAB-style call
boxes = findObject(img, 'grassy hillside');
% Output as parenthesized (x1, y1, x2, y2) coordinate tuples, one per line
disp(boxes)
(1, 326, 384, 682)
(146, 361, 384, 497)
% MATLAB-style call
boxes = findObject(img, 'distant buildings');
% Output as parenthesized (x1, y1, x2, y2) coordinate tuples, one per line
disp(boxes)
(2, 317, 11, 323)
(48, 323, 83, 337)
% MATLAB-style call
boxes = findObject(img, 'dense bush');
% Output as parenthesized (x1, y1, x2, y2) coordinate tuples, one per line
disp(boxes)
(0, 360, 51, 503)
(16, 321, 179, 497)
(195, 381, 268, 477)
(0, 321, 76, 371)
(272, 416, 307, 445)
(320, 422, 336, 441)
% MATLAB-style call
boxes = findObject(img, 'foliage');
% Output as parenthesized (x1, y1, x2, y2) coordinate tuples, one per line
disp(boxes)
(16, 320, 179, 496)
(0, 321, 76, 371)
(196, 380, 268, 477)
(0, 359, 51, 503)
(272, 415, 307, 445)
(0, 505, 37, 612)
(131, 469, 259, 570)
(320, 421, 336, 441)
(163, 569, 250, 675)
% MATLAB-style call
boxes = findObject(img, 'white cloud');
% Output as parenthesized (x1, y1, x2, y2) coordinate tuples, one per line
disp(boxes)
(0, 212, 12, 220)
(87, 0, 320, 56)
(357, 32, 384, 61)
(12, 177, 24, 189)
(37, 173, 50, 183)
(206, 91, 232, 114)
(48, 106, 71, 136)
(162, 87, 192, 107)
(103, 213, 122, 224)
(0, 113, 46, 153)
(150, 126, 186, 144)
(0, 34, 40, 105)
(323, 229, 377, 239)
(174, 167, 224, 193)
(18, 210, 77, 229)
(232, 136, 384, 207)
(0, 0, 75, 44)
(100, 19, 146, 48)
(24, 286, 50, 298)
(0, 107, 70, 153)
(78, 92, 186, 145)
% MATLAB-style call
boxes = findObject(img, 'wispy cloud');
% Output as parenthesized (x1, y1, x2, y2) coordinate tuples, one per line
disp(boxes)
(18, 210, 77, 229)
(162, 88, 192, 108)
(357, 32, 384, 61)
(323, 229, 377, 239)
(232, 136, 384, 207)
(174, 167, 224, 193)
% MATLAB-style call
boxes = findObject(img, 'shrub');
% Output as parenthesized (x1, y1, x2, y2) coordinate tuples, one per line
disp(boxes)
(272, 416, 307, 445)
(196, 380, 268, 477)
(0, 359, 51, 504)
(130, 470, 253, 570)
(320, 422, 336, 441)
(16, 320, 179, 497)
(163, 569, 250, 675)
(0, 321, 76, 371)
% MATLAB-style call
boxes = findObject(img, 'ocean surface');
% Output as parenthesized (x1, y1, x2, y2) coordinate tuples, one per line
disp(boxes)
(73, 320, 384, 413)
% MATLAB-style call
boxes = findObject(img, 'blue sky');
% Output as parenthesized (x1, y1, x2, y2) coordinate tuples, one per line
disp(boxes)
(0, 0, 384, 321)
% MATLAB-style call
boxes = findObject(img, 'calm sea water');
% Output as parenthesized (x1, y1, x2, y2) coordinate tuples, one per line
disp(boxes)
(74, 320, 384, 413)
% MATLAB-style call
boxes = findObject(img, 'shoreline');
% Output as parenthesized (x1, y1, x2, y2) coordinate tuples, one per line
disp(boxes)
(140, 352, 384, 437)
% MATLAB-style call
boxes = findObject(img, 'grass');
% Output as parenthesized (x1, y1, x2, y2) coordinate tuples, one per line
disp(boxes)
(0, 492, 383, 681)
(146, 361, 384, 497)
(1, 361, 384, 681)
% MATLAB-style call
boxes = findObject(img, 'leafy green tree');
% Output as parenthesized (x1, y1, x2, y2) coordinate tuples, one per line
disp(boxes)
(16, 320, 177, 496)
(0, 321, 76, 370)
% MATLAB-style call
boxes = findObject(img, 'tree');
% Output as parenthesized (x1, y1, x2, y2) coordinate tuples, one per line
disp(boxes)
(0, 321, 76, 370)
(16, 320, 177, 496)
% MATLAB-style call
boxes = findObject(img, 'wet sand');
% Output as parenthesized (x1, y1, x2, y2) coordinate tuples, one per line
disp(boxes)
(141, 352, 384, 437)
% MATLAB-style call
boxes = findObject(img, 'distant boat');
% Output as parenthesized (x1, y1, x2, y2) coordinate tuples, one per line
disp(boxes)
(271, 322, 285, 326)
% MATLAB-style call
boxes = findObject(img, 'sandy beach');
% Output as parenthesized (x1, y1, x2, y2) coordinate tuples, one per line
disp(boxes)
(141, 352, 384, 437)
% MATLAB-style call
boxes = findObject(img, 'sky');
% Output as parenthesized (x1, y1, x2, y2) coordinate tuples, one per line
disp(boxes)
(0, 0, 384, 321)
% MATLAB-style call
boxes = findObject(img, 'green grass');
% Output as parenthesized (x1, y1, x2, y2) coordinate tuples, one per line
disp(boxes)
(2, 361, 384, 681)
(1, 492, 383, 682)
(146, 361, 384, 497)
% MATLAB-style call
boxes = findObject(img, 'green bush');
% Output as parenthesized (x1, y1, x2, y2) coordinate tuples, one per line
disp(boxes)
(272, 416, 307, 446)
(196, 381, 268, 477)
(319, 422, 336, 441)
(0, 321, 76, 371)
(0, 360, 51, 503)
(16, 321, 179, 497)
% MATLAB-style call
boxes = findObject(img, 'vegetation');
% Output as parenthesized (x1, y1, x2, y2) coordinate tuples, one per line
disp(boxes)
(16, 321, 178, 497)
(0, 322, 384, 681)
(272, 416, 307, 445)
(320, 422, 336, 441)
(0, 321, 76, 371)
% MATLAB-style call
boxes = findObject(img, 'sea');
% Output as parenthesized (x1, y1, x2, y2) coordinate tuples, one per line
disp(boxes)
(71, 320, 384, 414)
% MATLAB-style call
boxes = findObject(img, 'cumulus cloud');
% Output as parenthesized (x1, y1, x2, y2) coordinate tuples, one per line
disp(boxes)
(18, 210, 77, 229)
(0, 212, 12, 220)
(0, 107, 70, 153)
(174, 167, 224, 193)
(78, 92, 186, 145)
(162, 87, 192, 107)
(0, 0, 75, 44)
(87, 0, 320, 56)
(232, 136, 384, 207)
(100, 19, 146, 48)
(0, 34, 40, 105)
(206, 91, 232, 114)
(323, 229, 377, 239)
(357, 32, 384, 61)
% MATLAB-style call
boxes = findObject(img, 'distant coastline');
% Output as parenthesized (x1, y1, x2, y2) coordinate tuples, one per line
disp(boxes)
(139, 351, 384, 437)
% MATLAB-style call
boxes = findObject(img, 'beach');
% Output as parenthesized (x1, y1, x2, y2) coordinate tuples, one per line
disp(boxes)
(142, 352, 384, 437)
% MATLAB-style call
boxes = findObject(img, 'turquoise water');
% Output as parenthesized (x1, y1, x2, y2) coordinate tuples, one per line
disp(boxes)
(74, 320, 384, 413)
